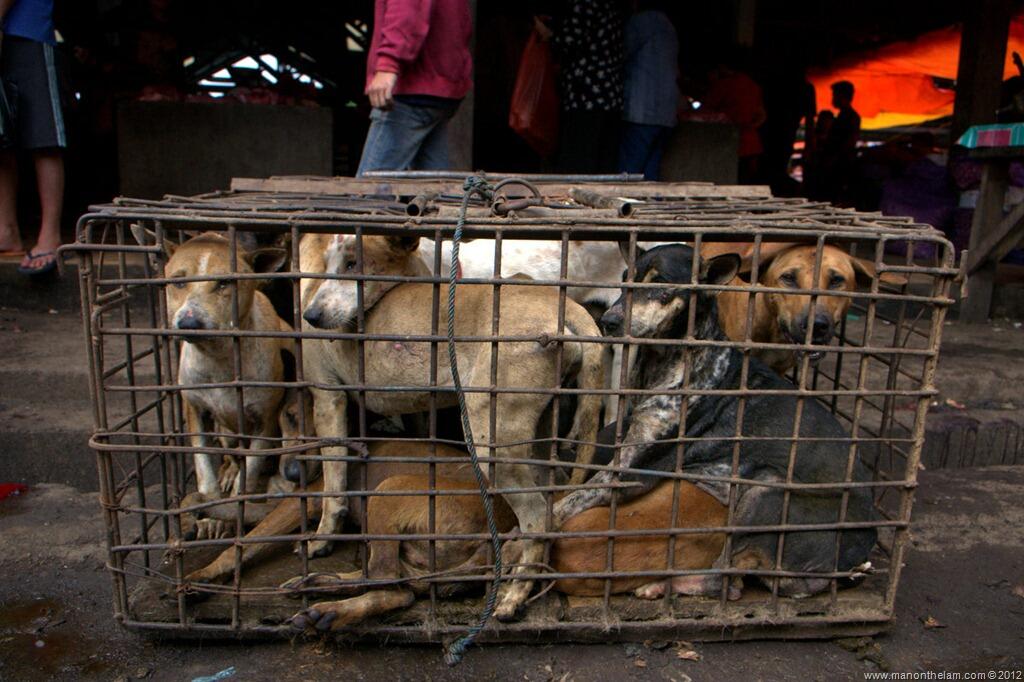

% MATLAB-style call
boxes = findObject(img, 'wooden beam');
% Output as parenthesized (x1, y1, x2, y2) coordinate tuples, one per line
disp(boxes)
(966, 196, 1024, 274)
(962, 160, 1009, 323)
(230, 176, 774, 199)
(951, 0, 1012, 142)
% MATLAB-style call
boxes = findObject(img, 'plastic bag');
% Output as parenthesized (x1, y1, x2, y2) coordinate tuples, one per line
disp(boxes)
(508, 31, 559, 158)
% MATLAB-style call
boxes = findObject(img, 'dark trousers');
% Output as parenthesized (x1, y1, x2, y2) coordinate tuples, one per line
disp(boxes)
(556, 109, 620, 174)
(617, 122, 672, 180)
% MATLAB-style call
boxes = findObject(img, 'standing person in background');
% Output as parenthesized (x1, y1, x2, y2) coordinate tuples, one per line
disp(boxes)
(535, 0, 624, 174)
(758, 55, 816, 196)
(0, 0, 66, 276)
(617, 1, 678, 180)
(357, 0, 473, 175)
(819, 80, 860, 204)
(703, 53, 765, 184)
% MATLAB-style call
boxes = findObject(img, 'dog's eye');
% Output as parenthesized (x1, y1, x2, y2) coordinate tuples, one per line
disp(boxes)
(659, 289, 673, 302)
(215, 280, 230, 291)
(172, 281, 186, 289)
(779, 272, 798, 288)
(343, 259, 357, 272)
(828, 274, 846, 290)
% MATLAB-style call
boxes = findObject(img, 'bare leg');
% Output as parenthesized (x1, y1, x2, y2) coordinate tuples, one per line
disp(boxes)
(33, 149, 63, 252)
(19, 150, 63, 270)
(0, 151, 21, 251)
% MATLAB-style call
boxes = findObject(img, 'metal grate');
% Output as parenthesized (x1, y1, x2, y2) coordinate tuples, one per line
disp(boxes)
(63, 174, 956, 643)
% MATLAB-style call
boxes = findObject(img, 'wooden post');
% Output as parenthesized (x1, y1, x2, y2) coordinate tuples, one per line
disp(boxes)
(963, 160, 1009, 323)
(951, 0, 1011, 142)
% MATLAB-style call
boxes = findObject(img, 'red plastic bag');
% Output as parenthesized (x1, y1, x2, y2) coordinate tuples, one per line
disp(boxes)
(509, 31, 559, 158)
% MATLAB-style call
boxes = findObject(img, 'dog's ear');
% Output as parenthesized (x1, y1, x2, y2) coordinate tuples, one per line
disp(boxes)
(130, 223, 176, 271)
(386, 234, 421, 253)
(617, 240, 647, 264)
(734, 242, 794, 282)
(249, 247, 289, 274)
(699, 253, 741, 288)
(851, 257, 908, 288)
(235, 232, 260, 254)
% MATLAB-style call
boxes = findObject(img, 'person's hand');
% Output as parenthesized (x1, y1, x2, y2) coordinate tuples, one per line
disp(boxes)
(367, 71, 398, 109)
(533, 16, 552, 41)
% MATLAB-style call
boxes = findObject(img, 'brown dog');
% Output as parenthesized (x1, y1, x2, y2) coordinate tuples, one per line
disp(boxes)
(134, 230, 292, 539)
(708, 243, 907, 374)
(286, 477, 727, 633)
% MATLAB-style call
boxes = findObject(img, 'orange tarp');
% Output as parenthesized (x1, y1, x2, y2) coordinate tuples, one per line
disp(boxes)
(808, 16, 1024, 129)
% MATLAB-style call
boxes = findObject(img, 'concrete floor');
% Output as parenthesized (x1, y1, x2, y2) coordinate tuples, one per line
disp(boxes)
(1, 265, 1023, 680)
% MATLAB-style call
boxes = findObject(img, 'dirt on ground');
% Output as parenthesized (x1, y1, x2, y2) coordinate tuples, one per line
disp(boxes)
(1, 466, 1022, 682)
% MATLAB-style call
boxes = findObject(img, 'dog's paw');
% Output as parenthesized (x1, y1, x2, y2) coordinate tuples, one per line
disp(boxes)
(290, 606, 337, 634)
(218, 458, 240, 495)
(494, 581, 530, 622)
(634, 581, 666, 600)
(195, 518, 234, 540)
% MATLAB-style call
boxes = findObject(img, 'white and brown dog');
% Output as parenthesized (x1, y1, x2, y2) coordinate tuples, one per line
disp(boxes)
(295, 231, 608, 620)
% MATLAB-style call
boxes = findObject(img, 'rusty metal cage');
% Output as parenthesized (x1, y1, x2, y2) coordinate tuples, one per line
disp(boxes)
(64, 174, 957, 645)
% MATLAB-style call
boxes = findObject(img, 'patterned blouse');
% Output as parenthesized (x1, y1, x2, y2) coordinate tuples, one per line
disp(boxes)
(554, 0, 625, 112)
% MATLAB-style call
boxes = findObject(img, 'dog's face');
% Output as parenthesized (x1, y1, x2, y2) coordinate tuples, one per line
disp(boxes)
(303, 234, 423, 330)
(755, 245, 906, 360)
(600, 244, 740, 339)
(162, 233, 286, 339)
(278, 389, 321, 483)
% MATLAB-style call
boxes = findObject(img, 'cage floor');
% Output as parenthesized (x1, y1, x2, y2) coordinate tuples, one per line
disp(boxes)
(126, 542, 892, 643)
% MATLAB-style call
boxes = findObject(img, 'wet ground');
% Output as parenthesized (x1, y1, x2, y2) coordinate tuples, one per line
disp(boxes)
(1, 466, 1022, 682)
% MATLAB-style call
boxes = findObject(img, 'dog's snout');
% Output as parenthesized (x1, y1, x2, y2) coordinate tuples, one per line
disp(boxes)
(599, 305, 624, 335)
(176, 310, 206, 331)
(283, 459, 303, 483)
(303, 306, 324, 329)
(811, 312, 833, 343)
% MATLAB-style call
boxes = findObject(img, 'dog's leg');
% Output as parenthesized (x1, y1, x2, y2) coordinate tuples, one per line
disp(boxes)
(186, 482, 323, 586)
(605, 345, 622, 427)
(552, 403, 671, 526)
(309, 387, 349, 558)
(291, 589, 415, 633)
(185, 401, 220, 497)
(233, 425, 275, 496)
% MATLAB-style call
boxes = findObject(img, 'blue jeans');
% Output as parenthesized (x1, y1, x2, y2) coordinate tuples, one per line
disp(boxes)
(617, 122, 672, 180)
(356, 98, 460, 175)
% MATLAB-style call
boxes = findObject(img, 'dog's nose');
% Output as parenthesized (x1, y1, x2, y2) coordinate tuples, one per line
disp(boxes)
(283, 459, 303, 483)
(176, 314, 205, 331)
(811, 313, 834, 344)
(303, 306, 323, 328)
(599, 305, 624, 335)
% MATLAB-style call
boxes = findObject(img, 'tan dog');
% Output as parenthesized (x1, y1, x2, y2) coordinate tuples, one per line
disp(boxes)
(287, 477, 727, 633)
(138, 230, 292, 513)
(708, 243, 908, 374)
(297, 232, 609, 620)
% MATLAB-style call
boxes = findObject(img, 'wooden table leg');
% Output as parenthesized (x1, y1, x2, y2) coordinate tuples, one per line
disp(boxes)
(962, 160, 1009, 323)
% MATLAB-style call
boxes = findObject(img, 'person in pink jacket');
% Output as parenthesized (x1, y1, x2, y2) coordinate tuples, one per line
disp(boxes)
(357, 0, 473, 174)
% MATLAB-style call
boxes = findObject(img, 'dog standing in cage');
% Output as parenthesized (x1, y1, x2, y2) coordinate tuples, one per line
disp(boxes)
(134, 229, 291, 533)
(552, 243, 877, 598)
(296, 231, 609, 620)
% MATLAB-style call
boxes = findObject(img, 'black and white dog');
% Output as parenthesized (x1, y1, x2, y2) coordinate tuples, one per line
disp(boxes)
(553, 244, 876, 598)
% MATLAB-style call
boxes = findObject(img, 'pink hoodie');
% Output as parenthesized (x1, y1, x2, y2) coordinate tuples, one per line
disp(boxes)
(366, 0, 473, 100)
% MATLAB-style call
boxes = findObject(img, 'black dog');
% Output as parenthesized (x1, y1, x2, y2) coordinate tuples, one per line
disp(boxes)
(553, 244, 876, 598)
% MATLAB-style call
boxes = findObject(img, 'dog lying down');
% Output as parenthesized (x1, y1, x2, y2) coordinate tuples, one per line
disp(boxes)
(552, 244, 877, 599)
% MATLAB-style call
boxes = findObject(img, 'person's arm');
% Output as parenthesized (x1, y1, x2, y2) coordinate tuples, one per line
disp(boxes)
(367, 0, 435, 108)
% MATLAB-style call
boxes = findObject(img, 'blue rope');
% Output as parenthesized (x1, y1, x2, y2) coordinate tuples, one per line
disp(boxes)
(443, 176, 503, 666)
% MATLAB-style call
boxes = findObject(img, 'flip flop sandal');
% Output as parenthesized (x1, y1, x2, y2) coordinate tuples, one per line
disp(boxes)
(17, 249, 58, 276)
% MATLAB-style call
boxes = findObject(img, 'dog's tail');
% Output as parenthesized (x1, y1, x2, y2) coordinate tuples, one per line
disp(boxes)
(564, 306, 610, 486)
